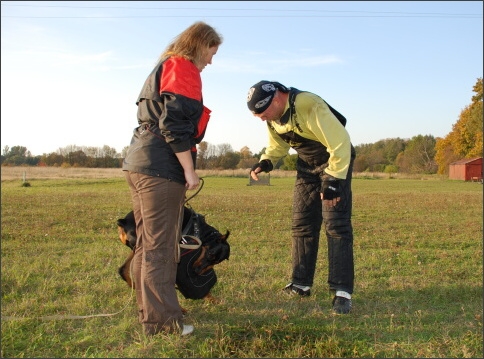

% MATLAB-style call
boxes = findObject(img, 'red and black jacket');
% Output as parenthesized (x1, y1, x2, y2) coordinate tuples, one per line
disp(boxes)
(123, 56, 211, 184)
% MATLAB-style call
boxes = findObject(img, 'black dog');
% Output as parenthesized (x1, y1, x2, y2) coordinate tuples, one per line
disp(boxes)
(117, 206, 230, 302)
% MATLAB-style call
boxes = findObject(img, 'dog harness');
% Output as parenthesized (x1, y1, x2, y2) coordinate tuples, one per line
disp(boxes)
(176, 208, 217, 300)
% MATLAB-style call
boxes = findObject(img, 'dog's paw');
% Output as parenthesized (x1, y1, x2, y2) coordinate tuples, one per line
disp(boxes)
(203, 293, 220, 304)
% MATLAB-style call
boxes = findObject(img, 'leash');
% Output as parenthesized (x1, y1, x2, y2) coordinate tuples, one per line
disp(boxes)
(185, 177, 204, 204)
(180, 235, 202, 250)
(1, 283, 135, 322)
(178, 178, 204, 262)
(3, 250, 137, 322)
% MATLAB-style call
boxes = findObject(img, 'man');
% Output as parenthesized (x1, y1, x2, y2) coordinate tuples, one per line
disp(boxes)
(246, 80, 356, 314)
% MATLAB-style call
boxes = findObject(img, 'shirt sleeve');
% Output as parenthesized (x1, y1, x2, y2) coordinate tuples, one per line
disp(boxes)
(305, 101, 352, 179)
(159, 57, 203, 153)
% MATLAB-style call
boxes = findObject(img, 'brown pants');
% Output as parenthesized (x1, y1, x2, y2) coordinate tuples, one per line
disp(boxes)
(124, 171, 186, 335)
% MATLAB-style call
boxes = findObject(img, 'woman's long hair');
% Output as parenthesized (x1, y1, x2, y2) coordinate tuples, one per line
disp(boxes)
(160, 21, 223, 65)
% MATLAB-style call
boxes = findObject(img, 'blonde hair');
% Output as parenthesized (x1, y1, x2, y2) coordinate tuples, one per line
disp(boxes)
(160, 21, 223, 64)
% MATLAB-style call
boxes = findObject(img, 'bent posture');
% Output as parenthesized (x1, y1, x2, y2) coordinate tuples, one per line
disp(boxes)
(247, 80, 355, 314)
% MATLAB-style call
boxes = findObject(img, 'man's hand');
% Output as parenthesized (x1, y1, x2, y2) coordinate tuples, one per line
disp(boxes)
(250, 159, 273, 181)
(321, 177, 342, 206)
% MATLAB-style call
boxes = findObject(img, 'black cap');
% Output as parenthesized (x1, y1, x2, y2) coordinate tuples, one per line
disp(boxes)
(246, 81, 278, 114)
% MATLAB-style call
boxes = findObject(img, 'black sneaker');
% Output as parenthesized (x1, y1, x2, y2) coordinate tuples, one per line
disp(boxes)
(332, 296, 352, 314)
(283, 283, 311, 297)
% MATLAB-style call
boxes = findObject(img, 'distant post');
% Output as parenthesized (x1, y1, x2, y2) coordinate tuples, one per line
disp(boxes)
(248, 173, 271, 186)
(21, 171, 31, 187)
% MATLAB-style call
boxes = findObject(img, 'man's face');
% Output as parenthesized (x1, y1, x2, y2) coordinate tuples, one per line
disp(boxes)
(253, 92, 284, 122)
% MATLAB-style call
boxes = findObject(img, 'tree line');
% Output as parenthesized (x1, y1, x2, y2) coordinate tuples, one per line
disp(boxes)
(2, 78, 482, 176)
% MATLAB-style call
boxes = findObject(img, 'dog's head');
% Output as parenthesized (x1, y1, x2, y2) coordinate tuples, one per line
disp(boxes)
(193, 230, 230, 275)
(117, 211, 137, 250)
(187, 209, 231, 275)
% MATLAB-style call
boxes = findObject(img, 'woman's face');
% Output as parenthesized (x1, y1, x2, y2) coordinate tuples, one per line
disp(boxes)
(195, 45, 219, 72)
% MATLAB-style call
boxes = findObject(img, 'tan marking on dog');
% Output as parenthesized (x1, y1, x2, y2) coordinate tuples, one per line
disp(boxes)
(118, 226, 128, 246)
(192, 246, 216, 275)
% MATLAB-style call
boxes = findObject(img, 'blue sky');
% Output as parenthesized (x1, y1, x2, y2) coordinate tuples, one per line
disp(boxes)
(1, 1, 482, 156)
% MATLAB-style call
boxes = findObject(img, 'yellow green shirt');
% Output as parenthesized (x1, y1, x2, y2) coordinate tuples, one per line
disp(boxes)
(260, 91, 352, 179)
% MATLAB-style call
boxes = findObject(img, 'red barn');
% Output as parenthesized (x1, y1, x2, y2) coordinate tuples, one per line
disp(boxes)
(449, 157, 483, 181)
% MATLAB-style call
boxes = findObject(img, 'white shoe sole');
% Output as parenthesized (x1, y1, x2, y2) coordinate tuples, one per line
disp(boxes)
(181, 325, 194, 336)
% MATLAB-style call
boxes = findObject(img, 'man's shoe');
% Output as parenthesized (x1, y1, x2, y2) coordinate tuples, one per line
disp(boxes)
(181, 325, 194, 336)
(332, 296, 352, 314)
(283, 283, 311, 297)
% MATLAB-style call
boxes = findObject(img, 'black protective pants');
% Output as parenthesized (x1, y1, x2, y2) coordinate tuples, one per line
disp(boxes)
(291, 160, 354, 294)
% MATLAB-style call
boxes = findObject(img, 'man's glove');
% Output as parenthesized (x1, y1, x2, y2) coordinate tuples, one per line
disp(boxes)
(321, 177, 341, 200)
(251, 159, 273, 173)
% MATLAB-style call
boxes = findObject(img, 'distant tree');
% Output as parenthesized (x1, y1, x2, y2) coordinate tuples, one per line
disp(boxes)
(7, 146, 29, 157)
(454, 77, 483, 159)
(355, 141, 388, 171)
(197, 141, 209, 169)
(353, 153, 369, 172)
(384, 164, 399, 177)
(208, 143, 239, 169)
(203, 143, 219, 169)
(218, 151, 240, 169)
(121, 146, 130, 159)
(237, 158, 258, 169)
(434, 136, 461, 175)
(205, 143, 218, 158)
(1, 146, 36, 166)
(280, 153, 297, 170)
(382, 138, 406, 163)
(216, 143, 233, 156)
(57, 145, 82, 157)
(82, 146, 100, 167)
(239, 146, 253, 159)
(397, 135, 437, 174)
(69, 150, 88, 167)
(99, 145, 119, 167)
(101, 145, 118, 159)
(40, 152, 65, 166)
(435, 77, 483, 174)
(82, 146, 100, 157)
(367, 149, 386, 172)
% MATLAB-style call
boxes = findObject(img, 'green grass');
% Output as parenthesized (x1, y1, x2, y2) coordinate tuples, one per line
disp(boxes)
(1, 176, 482, 358)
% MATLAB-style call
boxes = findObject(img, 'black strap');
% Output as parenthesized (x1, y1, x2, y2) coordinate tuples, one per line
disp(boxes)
(279, 89, 301, 125)
(325, 101, 347, 127)
(182, 208, 201, 240)
(279, 88, 347, 128)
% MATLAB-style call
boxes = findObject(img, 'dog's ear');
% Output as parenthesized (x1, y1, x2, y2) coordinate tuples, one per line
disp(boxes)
(221, 230, 230, 241)
(117, 218, 126, 228)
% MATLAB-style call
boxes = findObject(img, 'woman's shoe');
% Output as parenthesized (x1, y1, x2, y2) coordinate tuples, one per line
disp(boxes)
(181, 324, 194, 336)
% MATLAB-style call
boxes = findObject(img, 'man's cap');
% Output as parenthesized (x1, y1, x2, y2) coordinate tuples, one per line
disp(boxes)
(247, 81, 277, 114)
(247, 81, 291, 114)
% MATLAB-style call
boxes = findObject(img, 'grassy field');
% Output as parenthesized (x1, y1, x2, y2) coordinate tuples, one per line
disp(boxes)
(1, 170, 482, 358)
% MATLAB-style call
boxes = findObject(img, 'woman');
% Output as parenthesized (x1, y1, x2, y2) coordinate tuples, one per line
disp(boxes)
(122, 21, 223, 336)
